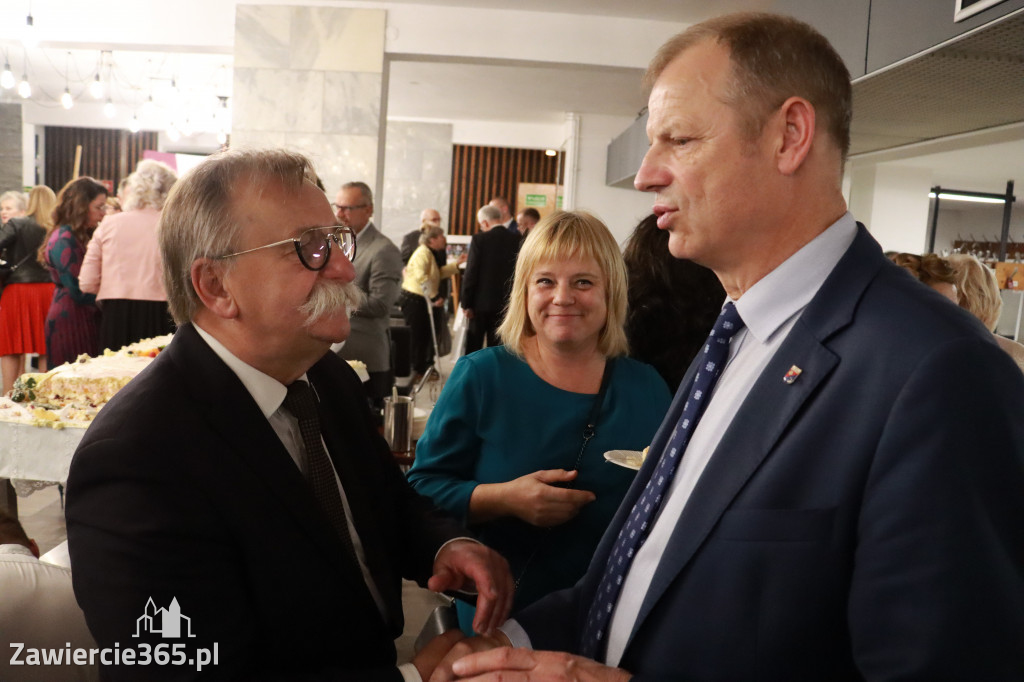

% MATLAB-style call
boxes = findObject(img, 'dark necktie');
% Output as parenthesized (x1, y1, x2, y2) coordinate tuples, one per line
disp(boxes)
(579, 302, 745, 660)
(282, 380, 355, 556)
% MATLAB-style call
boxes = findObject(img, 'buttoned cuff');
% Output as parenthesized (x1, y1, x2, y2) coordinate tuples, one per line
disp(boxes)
(398, 662, 421, 682)
(499, 618, 532, 649)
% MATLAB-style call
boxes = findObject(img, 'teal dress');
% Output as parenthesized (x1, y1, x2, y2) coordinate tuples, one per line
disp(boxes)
(408, 347, 671, 632)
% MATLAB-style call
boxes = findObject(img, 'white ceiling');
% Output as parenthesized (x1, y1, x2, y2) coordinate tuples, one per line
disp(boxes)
(387, 60, 646, 124)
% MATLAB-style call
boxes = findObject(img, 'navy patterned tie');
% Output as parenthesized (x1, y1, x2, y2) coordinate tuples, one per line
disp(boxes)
(579, 302, 744, 660)
(283, 380, 355, 557)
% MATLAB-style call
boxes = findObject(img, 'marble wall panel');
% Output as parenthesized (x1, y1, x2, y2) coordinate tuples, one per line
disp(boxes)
(234, 5, 291, 69)
(380, 121, 453, 242)
(232, 5, 384, 211)
(228, 130, 288, 152)
(293, 133, 379, 200)
(322, 73, 381, 137)
(291, 8, 386, 73)
(0, 104, 23, 193)
(233, 68, 324, 133)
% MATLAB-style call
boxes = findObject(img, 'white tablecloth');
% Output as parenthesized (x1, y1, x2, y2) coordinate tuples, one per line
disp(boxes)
(0, 421, 86, 486)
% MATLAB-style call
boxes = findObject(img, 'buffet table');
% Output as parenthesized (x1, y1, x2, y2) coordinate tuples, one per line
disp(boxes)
(0, 421, 86, 517)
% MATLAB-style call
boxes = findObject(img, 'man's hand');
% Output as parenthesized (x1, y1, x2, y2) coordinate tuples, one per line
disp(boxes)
(413, 630, 466, 682)
(464, 308, 475, 319)
(428, 540, 513, 636)
(451, 648, 631, 682)
(428, 634, 509, 682)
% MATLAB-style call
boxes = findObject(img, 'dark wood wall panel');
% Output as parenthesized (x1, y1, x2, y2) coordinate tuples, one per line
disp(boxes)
(449, 145, 563, 236)
(44, 127, 158, 194)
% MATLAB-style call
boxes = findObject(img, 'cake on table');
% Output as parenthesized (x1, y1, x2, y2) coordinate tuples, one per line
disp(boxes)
(0, 334, 371, 429)
(0, 335, 173, 428)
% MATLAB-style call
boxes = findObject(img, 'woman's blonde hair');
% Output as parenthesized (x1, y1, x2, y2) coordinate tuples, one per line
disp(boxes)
(946, 253, 1002, 330)
(498, 210, 629, 358)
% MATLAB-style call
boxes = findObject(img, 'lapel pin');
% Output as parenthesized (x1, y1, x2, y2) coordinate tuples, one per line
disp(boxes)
(783, 365, 802, 384)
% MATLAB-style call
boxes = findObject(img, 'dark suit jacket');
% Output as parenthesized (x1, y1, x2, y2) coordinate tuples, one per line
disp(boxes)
(66, 323, 465, 681)
(460, 226, 519, 315)
(517, 226, 1024, 680)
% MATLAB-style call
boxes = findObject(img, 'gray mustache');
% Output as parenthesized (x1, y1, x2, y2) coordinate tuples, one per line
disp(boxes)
(300, 280, 365, 326)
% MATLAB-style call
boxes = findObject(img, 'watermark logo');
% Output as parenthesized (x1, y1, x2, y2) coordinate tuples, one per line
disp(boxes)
(10, 596, 217, 672)
(134, 597, 196, 638)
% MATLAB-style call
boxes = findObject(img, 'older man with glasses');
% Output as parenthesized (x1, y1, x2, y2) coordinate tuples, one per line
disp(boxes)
(65, 149, 513, 681)
(332, 181, 403, 418)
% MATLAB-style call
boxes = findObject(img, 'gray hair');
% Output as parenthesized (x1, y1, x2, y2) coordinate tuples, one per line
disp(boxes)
(125, 159, 178, 211)
(419, 225, 445, 246)
(341, 181, 373, 206)
(0, 191, 27, 213)
(477, 204, 501, 224)
(159, 148, 318, 324)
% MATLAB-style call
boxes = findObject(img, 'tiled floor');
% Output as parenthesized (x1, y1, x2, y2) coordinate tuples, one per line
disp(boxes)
(15, 336, 462, 665)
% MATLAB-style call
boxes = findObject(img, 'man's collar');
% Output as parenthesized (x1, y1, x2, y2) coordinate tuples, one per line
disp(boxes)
(354, 221, 375, 243)
(0, 544, 36, 558)
(732, 212, 858, 344)
(193, 324, 307, 419)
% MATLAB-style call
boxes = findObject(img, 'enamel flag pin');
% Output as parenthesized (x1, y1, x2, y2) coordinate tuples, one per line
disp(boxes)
(783, 365, 802, 384)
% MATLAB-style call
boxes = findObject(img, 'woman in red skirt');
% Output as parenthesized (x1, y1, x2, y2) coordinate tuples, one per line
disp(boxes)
(0, 185, 57, 395)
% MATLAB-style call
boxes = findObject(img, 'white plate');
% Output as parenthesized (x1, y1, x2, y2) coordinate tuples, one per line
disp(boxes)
(604, 449, 645, 471)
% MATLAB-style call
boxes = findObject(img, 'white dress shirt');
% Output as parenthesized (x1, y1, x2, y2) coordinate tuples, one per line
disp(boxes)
(503, 213, 858, 665)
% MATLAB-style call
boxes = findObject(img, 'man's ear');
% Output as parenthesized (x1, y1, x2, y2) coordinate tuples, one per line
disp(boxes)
(774, 96, 815, 176)
(191, 258, 239, 319)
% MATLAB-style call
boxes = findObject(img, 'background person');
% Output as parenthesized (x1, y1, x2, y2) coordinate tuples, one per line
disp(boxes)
(516, 208, 540, 238)
(79, 159, 178, 351)
(0, 186, 57, 395)
(0, 190, 27, 224)
(42, 178, 107, 367)
(623, 213, 724, 390)
(945, 252, 1024, 371)
(461, 204, 519, 353)
(401, 225, 464, 378)
(333, 180, 402, 417)
(889, 252, 960, 303)
(409, 211, 670, 635)
(0, 509, 98, 682)
(402, 208, 443, 264)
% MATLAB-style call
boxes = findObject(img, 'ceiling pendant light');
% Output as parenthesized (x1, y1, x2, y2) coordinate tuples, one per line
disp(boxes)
(60, 51, 73, 109)
(1, 60, 15, 90)
(17, 74, 31, 98)
(90, 73, 104, 99)
(22, 12, 37, 49)
(128, 115, 140, 134)
(104, 98, 116, 118)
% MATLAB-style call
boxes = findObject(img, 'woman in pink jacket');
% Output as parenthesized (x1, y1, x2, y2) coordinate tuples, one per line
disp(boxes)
(80, 159, 177, 352)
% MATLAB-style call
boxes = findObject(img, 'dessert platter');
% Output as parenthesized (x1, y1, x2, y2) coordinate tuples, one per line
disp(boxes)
(0, 334, 173, 429)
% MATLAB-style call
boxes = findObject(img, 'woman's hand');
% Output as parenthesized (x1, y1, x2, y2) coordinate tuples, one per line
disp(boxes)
(470, 470, 596, 527)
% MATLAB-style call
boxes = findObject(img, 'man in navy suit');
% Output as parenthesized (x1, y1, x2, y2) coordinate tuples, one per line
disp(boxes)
(435, 12, 1024, 682)
(460, 205, 519, 353)
(66, 149, 512, 680)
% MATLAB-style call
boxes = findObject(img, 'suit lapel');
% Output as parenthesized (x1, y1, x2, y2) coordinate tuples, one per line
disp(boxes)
(309, 358, 404, 629)
(625, 225, 884, 646)
(171, 326, 369, 588)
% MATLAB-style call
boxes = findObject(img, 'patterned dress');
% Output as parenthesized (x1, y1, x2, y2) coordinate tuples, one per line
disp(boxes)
(44, 225, 100, 366)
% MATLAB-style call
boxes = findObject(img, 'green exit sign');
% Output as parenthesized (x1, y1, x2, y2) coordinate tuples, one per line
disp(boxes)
(525, 194, 547, 206)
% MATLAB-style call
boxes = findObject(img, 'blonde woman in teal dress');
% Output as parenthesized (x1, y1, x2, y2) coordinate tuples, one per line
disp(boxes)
(409, 211, 670, 633)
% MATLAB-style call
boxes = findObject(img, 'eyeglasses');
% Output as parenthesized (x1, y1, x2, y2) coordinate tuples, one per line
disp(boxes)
(217, 225, 356, 271)
(331, 203, 369, 213)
